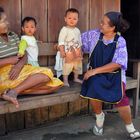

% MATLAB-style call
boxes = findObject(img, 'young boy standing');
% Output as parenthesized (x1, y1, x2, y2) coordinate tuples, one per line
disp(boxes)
(55, 8, 83, 87)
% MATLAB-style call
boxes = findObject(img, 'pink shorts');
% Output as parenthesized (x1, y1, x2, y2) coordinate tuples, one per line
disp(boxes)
(115, 83, 130, 108)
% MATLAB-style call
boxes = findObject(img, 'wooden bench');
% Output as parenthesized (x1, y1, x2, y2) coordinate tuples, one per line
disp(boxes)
(0, 42, 139, 116)
(0, 82, 81, 114)
(127, 59, 140, 117)
(0, 42, 139, 135)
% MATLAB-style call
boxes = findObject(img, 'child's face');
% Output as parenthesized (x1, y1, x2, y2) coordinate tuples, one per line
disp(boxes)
(64, 12, 79, 28)
(22, 20, 36, 36)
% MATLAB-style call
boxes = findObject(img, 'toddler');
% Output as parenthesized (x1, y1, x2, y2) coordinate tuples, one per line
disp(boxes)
(54, 8, 83, 86)
(18, 16, 39, 67)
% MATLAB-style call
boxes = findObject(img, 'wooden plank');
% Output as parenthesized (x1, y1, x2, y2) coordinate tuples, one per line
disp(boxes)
(68, 98, 81, 115)
(83, 54, 89, 72)
(47, 56, 56, 66)
(49, 103, 68, 121)
(22, 0, 47, 41)
(132, 59, 140, 88)
(38, 43, 57, 56)
(69, 97, 89, 115)
(70, 0, 89, 32)
(102, 0, 120, 13)
(25, 109, 38, 128)
(126, 77, 138, 89)
(131, 60, 140, 118)
(38, 56, 48, 67)
(5, 112, 24, 132)
(48, 0, 69, 42)
(0, 0, 21, 34)
(39, 107, 49, 123)
(80, 98, 89, 114)
(90, 0, 103, 29)
(24, 107, 49, 128)
(0, 115, 6, 135)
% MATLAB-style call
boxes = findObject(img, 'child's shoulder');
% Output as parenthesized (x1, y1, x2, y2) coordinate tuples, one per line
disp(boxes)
(74, 27, 80, 31)
(62, 26, 80, 31)
(21, 35, 36, 40)
(60, 26, 67, 30)
(59, 26, 66, 33)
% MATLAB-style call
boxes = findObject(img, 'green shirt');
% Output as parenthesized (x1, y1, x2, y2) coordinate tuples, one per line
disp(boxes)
(18, 39, 28, 56)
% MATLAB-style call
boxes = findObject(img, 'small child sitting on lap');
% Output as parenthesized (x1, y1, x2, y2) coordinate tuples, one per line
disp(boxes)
(54, 8, 83, 87)
(18, 16, 39, 67)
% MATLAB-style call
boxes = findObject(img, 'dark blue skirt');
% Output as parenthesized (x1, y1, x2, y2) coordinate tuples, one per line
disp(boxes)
(80, 71, 123, 103)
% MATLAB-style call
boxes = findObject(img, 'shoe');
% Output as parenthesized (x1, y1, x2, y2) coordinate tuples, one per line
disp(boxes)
(129, 130, 140, 140)
(92, 124, 103, 136)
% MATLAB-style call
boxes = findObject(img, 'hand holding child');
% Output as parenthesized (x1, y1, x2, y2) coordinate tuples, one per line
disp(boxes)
(59, 45, 66, 58)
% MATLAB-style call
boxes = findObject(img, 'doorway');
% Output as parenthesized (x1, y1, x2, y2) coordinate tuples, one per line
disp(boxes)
(121, 0, 139, 59)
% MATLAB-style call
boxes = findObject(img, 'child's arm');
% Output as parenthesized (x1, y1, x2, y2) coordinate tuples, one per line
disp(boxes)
(59, 45, 66, 58)
(18, 39, 28, 57)
(58, 27, 67, 58)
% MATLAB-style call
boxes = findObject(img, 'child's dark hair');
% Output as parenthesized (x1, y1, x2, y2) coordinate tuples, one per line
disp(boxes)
(0, 7, 4, 20)
(21, 16, 37, 27)
(65, 8, 79, 17)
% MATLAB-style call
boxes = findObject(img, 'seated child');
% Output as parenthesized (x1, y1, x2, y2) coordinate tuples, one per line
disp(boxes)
(18, 16, 39, 67)
(54, 8, 83, 87)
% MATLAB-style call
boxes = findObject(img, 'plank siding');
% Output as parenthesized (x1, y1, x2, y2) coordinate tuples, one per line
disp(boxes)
(70, 0, 89, 32)
(0, 0, 21, 34)
(48, 0, 69, 42)
(102, 0, 120, 13)
(90, 0, 103, 29)
(0, 0, 120, 42)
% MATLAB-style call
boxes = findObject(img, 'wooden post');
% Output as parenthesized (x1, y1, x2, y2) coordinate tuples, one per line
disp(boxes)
(130, 59, 140, 118)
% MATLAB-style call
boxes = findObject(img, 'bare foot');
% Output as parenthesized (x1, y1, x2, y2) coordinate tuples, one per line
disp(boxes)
(74, 79, 83, 84)
(1, 89, 19, 108)
(64, 82, 70, 87)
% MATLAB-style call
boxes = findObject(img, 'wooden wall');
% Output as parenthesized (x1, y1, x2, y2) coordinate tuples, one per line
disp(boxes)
(0, 0, 120, 135)
(0, 0, 120, 42)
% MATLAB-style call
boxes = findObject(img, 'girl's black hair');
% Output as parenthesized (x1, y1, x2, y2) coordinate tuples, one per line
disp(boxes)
(65, 8, 79, 17)
(21, 16, 37, 27)
(105, 11, 130, 33)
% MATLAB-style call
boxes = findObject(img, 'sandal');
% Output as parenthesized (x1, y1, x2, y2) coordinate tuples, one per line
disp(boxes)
(129, 130, 140, 140)
(92, 124, 103, 136)
(1, 89, 19, 108)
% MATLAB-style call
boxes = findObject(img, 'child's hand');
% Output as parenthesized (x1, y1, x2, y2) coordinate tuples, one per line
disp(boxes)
(60, 51, 66, 58)
(17, 53, 24, 58)
(59, 45, 66, 58)
(54, 44, 58, 50)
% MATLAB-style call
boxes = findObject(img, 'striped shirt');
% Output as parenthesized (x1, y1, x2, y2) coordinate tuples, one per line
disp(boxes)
(0, 32, 19, 58)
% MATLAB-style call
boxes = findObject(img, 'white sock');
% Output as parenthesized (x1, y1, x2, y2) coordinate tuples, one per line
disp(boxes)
(95, 112, 105, 127)
(126, 123, 136, 133)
